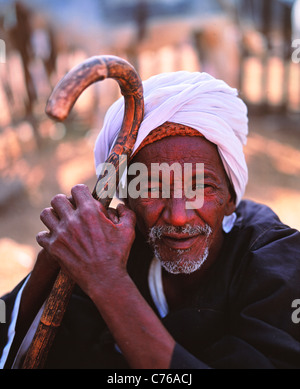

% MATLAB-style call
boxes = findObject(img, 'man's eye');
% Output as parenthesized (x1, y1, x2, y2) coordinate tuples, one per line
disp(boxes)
(191, 183, 214, 191)
(149, 186, 160, 195)
(192, 183, 205, 190)
(149, 185, 162, 198)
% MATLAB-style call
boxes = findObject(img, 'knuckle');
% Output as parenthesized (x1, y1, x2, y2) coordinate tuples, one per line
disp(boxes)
(127, 209, 136, 224)
(51, 193, 66, 206)
(78, 201, 94, 216)
(36, 231, 43, 241)
(36, 231, 48, 247)
(71, 184, 88, 194)
(66, 213, 79, 229)
(48, 229, 66, 254)
(40, 207, 50, 219)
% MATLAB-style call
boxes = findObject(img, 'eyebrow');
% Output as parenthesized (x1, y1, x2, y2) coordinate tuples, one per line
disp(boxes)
(203, 171, 221, 183)
(145, 166, 221, 185)
(186, 165, 221, 184)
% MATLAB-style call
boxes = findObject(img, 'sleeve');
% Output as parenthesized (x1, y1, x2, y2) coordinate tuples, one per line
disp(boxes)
(222, 226, 300, 369)
(212, 227, 300, 368)
(170, 343, 211, 369)
(169, 226, 300, 369)
(0, 276, 29, 368)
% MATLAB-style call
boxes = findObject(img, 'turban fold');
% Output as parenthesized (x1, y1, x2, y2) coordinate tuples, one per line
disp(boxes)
(94, 71, 248, 206)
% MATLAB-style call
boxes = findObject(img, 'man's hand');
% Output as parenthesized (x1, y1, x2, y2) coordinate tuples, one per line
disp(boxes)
(37, 184, 175, 369)
(35, 184, 175, 368)
(36, 184, 136, 299)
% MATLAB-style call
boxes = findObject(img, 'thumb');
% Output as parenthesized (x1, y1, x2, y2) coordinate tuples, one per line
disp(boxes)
(116, 203, 136, 228)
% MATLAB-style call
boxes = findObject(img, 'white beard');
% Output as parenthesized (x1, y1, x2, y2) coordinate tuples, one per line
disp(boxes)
(154, 246, 209, 274)
(148, 224, 212, 275)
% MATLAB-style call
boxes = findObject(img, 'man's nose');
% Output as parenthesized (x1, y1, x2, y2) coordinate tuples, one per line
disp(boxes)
(162, 197, 193, 227)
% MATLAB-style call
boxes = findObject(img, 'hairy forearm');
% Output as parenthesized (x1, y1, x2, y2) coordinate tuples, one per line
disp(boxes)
(90, 273, 175, 369)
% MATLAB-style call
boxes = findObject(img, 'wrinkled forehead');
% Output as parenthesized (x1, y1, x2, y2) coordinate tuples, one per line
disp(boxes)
(127, 128, 233, 194)
(130, 122, 204, 161)
(129, 122, 221, 170)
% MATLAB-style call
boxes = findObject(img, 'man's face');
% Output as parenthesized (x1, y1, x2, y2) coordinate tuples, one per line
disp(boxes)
(126, 133, 236, 274)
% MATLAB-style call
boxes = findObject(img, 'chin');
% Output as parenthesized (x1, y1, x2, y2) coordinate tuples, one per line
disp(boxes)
(154, 246, 209, 275)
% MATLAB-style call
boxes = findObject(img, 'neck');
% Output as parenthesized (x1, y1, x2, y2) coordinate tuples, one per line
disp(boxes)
(161, 230, 224, 310)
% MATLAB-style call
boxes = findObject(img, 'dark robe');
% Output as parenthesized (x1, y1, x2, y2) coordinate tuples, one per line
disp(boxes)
(1, 200, 300, 369)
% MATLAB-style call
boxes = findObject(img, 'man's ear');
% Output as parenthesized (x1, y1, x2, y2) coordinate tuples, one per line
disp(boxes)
(224, 183, 236, 216)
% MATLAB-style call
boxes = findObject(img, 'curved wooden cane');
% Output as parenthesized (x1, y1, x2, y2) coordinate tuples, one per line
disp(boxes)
(21, 55, 144, 369)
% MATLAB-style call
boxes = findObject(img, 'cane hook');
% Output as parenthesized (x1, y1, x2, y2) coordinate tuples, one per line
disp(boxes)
(21, 55, 144, 369)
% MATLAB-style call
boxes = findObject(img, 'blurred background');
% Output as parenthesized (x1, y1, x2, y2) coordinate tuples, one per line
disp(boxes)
(0, 0, 299, 296)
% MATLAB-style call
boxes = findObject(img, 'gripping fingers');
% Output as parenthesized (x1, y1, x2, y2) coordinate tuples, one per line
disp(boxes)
(36, 230, 51, 251)
(116, 203, 136, 228)
(51, 193, 74, 219)
(40, 207, 59, 231)
(71, 184, 93, 207)
(36, 230, 65, 265)
(107, 208, 119, 224)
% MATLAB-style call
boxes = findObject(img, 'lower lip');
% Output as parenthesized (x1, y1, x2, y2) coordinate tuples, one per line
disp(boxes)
(162, 235, 201, 250)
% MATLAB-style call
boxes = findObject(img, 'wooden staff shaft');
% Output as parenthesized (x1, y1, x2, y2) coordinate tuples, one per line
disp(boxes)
(21, 56, 144, 369)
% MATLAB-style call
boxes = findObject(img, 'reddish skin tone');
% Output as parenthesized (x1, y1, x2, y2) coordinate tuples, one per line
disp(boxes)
(127, 136, 236, 309)
(14, 131, 236, 369)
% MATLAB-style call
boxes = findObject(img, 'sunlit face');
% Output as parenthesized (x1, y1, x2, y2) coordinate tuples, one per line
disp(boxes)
(127, 130, 236, 275)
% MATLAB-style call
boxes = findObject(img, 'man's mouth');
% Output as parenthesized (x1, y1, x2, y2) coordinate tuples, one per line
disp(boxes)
(161, 233, 201, 250)
(148, 224, 213, 274)
(148, 224, 212, 251)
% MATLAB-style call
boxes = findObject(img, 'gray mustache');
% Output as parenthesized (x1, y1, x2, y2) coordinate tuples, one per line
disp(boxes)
(149, 224, 212, 241)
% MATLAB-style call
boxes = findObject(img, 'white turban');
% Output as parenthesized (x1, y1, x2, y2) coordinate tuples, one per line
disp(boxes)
(94, 71, 248, 209)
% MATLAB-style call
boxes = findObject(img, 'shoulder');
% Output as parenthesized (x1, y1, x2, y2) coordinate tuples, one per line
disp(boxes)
(232, 199, 300, 251)
(222, 199, 300, 293)
(223, 200, 300, 303)
(235, 199, 290, 231)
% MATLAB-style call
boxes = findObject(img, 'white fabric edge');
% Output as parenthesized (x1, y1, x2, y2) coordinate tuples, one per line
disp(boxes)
(11, 302, 45, 368)
(222, 212, 237, 233)
(148, 256, 169, 318)
(0, 275, 30, 369)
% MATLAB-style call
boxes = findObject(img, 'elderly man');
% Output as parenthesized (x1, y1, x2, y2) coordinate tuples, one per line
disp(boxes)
(0, 71, 300, 369)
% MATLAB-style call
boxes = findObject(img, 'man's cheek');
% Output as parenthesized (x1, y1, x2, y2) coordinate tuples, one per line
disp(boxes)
(134, 201, 163, 228)
(196, 197, 225, 222)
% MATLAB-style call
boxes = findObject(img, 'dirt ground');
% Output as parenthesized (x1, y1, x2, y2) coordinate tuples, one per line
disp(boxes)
(0, 109, 299, 297)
